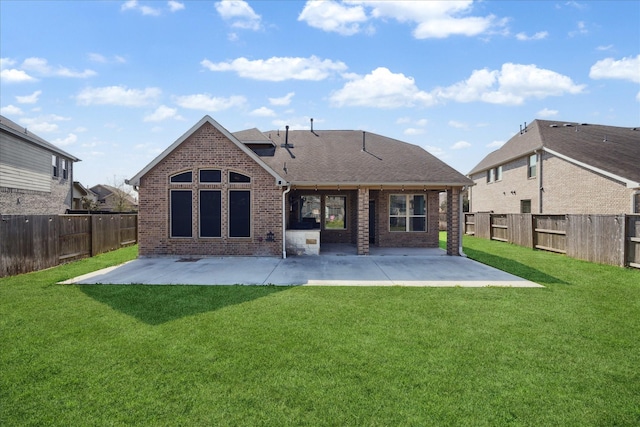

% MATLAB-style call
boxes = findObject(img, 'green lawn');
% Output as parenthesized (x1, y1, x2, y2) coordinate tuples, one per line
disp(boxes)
(1, 239, 639, 426)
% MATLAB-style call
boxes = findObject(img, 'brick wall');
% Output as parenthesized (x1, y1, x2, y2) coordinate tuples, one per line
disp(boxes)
(371, 190, 439, 248)
(470, 152, 636, 214)
(0, 172, 73, 215)
(138, 122, 282, 257)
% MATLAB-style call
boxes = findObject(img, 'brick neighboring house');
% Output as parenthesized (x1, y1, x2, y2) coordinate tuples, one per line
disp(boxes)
(468, 120, 640, 214)
(127, 116, 472, 258)
(90, 184, 138, 212)
(0, 115, 80, 215)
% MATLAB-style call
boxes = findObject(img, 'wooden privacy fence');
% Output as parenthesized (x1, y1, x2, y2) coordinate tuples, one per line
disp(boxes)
(1, 214, 137, 277)
(464, 213, 640, 269)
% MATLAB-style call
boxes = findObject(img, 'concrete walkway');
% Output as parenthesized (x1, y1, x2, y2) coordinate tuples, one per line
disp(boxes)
(62, 247, 543, 287)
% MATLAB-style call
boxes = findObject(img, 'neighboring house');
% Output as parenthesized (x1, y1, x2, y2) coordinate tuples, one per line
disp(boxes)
(0, 115, 80, 215)
(468, 120, 640, 214)
(90, 184, 138, 212)
(72, 181, 98, 210)
(127, 116, 472, 258)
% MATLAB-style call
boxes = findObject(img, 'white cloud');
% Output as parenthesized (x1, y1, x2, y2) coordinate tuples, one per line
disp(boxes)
(330, 67, 436, 108)
(168, 1, 185, 12)
(636, 91, 640, 102)
(448, 120, 468, 129)
(569, 21, 588, 37)
(174, 93, 246, 111)
(269, 92, 295, 106)
(215, 0, 261, 30)
(143, 105, 183, 122)
(76, 86, 161, 107)
(298, 0, 368, 36)
(487, 140, 505, 148)
(121, 0, 162, 16)
(589, 55, 640, 83)
(596, 45, 613, 51)
(451, 140, 471, 150)
(21, 57, 96, 78)
(515, 31, 548, 41)
(434, 63, 585, 105)
(250, 107, 276, 117)
(537, 108, 558, 117)
(415, 118, 428, 126)
(201, 56, 347, 81)
(404, 128, 425, 136)
(88, 53, 127, 64)
(0, 105, 23, 116)
(396, 117, 411, 124)
(19, 115, 70, 134)
(16, 90, 42, 104)
(53, 133, 78, 147)
(0, 68, 36, 83)
(299, 1, 503, 39)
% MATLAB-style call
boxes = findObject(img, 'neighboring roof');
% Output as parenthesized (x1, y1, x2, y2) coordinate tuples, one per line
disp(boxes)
(468, 119, 640, 187)
(73, 181, 97, 197)
(91, 184, 137, 205)
(0, 114, 80, 161)
(127, 116, 285, 187)
(236, 128, 472, 187)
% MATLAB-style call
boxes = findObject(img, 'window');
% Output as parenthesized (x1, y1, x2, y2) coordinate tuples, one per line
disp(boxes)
(390, 194, 426, 232)
(487, 168, 495, 183)
(200, 190, 221, 237)
(496, 165, 502, 181)
(325, 196, 346, 229)
(299, 195, 321, 228)
(52, 155, 58, 177)
(170, 190, 192, 237)
(528, 154, 537, 178)
(520, 199, 531, 214)
(229, 190, 251, 237)
(229, 171, 251, 183)
(200, 169, 221, 183)
(170, 171, 192, 183)
(61, 159, 68, 180)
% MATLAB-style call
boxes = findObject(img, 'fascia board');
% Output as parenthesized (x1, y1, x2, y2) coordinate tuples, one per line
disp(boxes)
(127, 116, 286, 187)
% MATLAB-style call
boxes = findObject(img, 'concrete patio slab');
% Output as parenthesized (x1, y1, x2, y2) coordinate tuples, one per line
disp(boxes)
(61, 249, 543, 288)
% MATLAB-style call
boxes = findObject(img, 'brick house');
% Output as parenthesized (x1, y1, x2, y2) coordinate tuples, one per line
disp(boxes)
(468, 120, 640, 214)
(90, 184, 138, 212)
(127, 116, 472, 258)
(0, 115, 80, 215)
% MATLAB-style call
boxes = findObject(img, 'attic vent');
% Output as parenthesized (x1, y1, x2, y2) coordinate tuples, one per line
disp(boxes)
(580, 123, 589, 126)
(563, 123, 573, 127)
(549, 124, 558, 128)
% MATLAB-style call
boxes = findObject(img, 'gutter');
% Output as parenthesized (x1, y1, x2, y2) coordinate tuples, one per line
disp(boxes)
(282, 184, 291, 259)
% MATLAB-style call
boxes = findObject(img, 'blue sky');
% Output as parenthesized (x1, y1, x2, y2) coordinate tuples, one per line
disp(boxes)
(1, 0, 639, 188)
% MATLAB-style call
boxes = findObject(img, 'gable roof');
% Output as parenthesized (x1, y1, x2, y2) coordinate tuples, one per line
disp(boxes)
(0, 114, 80, 161)
(468, 119, 640, 187)
(127, 116, 286, 187)
(236, 128, 472, 187)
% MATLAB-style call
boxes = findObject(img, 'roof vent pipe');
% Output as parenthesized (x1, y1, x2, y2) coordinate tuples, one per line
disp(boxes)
(362, 131, 366, 151)
(524, 122, 527, 132)
(285, 125, 289, 146)
(520, 124, 522, 135)
(310, 118, 313, 132)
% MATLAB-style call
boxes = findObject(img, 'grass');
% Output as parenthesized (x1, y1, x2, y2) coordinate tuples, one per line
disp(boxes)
(2, 240, 639, 426)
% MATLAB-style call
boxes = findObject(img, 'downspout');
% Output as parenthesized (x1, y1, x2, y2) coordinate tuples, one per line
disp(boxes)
(459, 186, 467, 257)
(282, 184, 291, 259)
(633, 189, 640, 214)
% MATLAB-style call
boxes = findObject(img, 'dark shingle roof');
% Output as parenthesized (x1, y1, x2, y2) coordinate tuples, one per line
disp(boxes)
(235, 129, 472, 186)
(0, 114, 80, 161)
(468, 119, 640, 184)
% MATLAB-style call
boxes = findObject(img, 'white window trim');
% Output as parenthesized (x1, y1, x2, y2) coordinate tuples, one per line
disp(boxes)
(389, 194, 427, 232)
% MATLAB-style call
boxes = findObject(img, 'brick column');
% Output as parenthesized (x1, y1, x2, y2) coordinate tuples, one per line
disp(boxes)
(357, 187, 370, 255)
(446, 187, 460, 256)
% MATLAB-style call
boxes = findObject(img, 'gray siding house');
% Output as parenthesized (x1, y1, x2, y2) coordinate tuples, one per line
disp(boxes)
(0, 115, 80, 215)
(468, 120, 640, 214)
